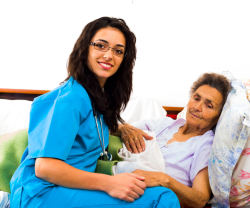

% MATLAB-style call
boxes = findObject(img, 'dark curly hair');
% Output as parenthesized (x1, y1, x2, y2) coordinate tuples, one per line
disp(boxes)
(190, 73, 231, 110)
(63, 17, 136, 133)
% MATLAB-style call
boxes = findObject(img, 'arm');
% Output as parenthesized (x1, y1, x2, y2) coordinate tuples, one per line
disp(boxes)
(133, 167, 211, 208)
(35, 157, 146, 202)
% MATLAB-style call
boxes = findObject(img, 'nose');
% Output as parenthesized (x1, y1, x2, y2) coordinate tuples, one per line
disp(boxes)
(194, 101, 202, 112)
(103, 47, 113, 60)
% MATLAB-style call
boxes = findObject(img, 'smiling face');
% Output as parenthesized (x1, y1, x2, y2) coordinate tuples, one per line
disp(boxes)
(186, 85, 223, 132)
(87, 27, 126, 88)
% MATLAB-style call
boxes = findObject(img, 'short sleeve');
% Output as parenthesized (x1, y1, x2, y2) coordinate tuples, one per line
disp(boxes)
(190, 131, 214, 184)
(28, 89, 91, 161)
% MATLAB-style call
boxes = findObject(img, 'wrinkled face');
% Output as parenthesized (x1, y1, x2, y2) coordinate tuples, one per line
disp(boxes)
(87, 27, 126, 88)
(186, 85, 223, 131)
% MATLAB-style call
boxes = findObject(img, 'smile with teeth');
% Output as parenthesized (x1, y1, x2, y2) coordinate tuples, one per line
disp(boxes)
(99, 62, 112, 68)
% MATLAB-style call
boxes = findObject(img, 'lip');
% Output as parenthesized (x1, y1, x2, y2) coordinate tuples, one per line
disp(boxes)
(98, 62, 113, 69)
(190, 112, 200, 119)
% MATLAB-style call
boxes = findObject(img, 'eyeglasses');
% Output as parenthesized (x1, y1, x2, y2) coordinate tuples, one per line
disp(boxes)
(90, 41, 126, 58)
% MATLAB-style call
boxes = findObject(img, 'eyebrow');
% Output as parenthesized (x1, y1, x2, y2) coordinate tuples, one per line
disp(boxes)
(96, 39, 125, 48)
(195, 93, 212, 103)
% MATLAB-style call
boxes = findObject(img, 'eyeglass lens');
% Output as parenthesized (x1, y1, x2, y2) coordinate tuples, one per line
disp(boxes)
(93, 41, 125, 57)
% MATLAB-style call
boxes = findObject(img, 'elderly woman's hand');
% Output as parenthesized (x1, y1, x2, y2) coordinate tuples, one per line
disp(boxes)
(132, 169, 169, 188)
(118, 124, 153, 154)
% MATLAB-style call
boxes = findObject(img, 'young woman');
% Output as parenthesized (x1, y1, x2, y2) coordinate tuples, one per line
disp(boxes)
(10, 17, 180, 208)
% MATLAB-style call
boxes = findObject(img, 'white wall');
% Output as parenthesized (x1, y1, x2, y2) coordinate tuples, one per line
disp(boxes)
(1, 0, 250, 107)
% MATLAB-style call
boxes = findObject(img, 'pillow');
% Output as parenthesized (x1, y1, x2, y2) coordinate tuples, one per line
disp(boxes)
(0, 129, 28, 193)
(121, 97, 166, 123)
(0, 99, 32, 135)
(240, 79, 250, 101)
(0, 191, 10, 208)
(229, 135, 250, 207)
(177, 106, 187, 120)
(208, 79, 250, 207)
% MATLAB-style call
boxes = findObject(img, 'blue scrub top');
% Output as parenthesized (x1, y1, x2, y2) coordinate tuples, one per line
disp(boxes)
(10, 77, 109, 205)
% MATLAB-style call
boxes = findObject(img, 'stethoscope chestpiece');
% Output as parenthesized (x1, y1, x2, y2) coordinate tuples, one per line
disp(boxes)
(100, 151, 112, 161)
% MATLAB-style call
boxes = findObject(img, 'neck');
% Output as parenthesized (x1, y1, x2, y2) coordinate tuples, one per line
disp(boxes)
(181, 123, 210, 136)
(97, 78, 106, 88)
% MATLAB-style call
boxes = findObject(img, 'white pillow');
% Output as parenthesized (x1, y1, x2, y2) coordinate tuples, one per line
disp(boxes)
(0, 191, 10, 208)
(0, 99, 32, 135)
(208, 79, 250, 208)
(121, 97, 166, 123)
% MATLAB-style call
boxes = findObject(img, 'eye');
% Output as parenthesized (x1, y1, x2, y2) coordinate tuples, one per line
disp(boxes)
(193, 96, 199, 101)
(95, 43, 105, 49)
(207, 104, 213, 109)
(114, 49, 124, 55)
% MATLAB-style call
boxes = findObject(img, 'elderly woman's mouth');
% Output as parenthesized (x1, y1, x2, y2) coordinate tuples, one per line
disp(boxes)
(191, 112, 201, 119)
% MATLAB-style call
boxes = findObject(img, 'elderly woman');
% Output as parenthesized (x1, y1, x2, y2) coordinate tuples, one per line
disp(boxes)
(114, 73, 231, 208)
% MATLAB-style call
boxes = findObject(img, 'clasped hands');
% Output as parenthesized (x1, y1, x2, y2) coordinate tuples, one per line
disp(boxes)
(116, 124, 170, 188)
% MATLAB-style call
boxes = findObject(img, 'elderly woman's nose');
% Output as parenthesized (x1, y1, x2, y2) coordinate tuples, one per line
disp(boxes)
(194, 102, 203, 111)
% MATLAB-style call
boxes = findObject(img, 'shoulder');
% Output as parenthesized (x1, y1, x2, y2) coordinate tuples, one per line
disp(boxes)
(195, 130, 214, 150)
(32, 77, 92, 114)
(35, 77, 90, 103)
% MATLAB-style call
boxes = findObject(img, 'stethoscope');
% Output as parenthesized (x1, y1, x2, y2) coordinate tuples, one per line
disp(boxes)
(92, 103, 112, 161)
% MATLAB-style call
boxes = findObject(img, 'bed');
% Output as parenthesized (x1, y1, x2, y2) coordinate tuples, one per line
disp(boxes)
(1, 83, 250, 208)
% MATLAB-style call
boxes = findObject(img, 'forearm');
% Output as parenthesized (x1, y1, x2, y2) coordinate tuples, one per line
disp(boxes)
(162, 176, 209, 208)
(35, 157, 111, 192)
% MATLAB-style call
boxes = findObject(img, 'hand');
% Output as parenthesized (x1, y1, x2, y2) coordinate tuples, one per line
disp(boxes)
(132, 169, 169, 188)
(119, 124, 153, 153)
(106, 173, 146, 202)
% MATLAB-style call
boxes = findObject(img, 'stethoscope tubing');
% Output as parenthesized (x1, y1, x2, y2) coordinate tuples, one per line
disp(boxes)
(94, 114, 106, 156)
(92, 103, 112, 161)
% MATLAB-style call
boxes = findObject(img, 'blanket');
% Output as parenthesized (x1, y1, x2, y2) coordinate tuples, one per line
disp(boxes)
(114, 131, 166, 175)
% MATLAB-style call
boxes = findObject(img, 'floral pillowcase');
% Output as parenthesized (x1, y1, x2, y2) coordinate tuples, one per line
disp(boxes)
(230, 135, 250, 207)
(208, 79, 250, 208)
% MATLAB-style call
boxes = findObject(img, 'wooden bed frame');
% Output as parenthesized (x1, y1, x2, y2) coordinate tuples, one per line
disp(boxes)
(0, 88, 184, 115)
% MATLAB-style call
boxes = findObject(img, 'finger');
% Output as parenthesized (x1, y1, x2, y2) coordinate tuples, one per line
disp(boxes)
(142, 131, 153, 140)
(124, 140, 133, 153)
(127, 173, 145, 181)
(134, 137, 143, 153)
(128, 189, 140, 199)
(137, 134, 145, 152)
(130, 140, 139, 154)
(121, 195, 134, 203)
(134, 178, 147, 191)
(132, 184, 145, 196)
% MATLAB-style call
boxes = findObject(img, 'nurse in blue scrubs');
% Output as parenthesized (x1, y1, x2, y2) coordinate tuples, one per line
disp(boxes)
(10, 17, 180, 208)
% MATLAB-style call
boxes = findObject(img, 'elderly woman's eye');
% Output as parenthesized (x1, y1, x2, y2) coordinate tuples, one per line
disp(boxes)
(194, 97, 199, 101)
(207, 105, 213, 108)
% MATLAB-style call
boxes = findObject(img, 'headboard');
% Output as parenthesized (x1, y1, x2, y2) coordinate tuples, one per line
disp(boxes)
(0, 88, 184, 116)
(0, 88, 50, 101)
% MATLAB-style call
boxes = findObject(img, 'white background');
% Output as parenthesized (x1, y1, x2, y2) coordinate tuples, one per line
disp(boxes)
(1, 0, 250, 107)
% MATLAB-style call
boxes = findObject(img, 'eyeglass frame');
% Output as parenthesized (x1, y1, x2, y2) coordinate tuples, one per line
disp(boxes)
(90, 42, 126, 58)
